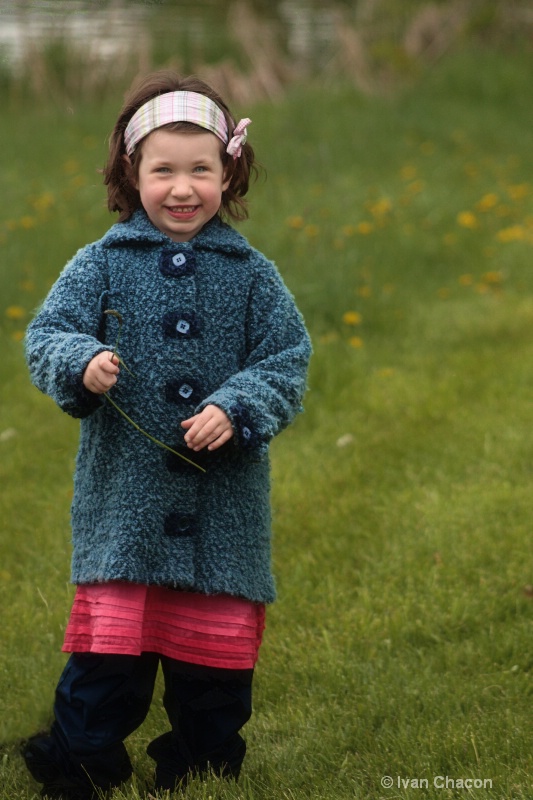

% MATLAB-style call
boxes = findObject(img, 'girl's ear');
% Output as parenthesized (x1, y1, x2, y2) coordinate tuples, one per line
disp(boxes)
(222, 166, 231, 193)
(122, 154, 138, 189)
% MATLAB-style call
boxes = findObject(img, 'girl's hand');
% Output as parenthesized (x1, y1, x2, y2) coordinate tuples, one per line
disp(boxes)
(181, 404, 234, 451)
(83, 352, 120, 394)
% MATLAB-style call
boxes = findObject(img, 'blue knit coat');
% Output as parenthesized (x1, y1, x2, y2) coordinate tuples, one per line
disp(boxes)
(25, 210, 311, 604)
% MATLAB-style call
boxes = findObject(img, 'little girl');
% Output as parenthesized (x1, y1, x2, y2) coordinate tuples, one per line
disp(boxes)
(23, 70, 311, 800)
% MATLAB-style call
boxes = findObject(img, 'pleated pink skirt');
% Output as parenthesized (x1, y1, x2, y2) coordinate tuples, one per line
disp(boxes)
(63, 583, 266, 670)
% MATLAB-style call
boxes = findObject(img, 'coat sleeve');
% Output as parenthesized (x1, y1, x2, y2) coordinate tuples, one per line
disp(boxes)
(24, 244, 111, 418)
(197, 260, 312, 453)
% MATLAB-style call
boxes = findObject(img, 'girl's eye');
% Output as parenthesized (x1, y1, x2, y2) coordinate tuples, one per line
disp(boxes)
(194, 165, 208, 173)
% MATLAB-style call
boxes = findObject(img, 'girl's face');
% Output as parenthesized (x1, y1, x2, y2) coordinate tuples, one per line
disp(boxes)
(128, 129, 230, 242)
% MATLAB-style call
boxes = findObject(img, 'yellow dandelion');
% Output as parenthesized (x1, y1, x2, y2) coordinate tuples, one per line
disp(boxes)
(20, 279, 35, 292)
(406, 179, 425, 195)
(400, 164, 417, 180)
(32, 192, 55, 212)
(476, 193, 499, 212)
(482, 271, 503, 285)
(459, 274, 474, 286)
(475, 283, 490, 294)
(11, 330, 24, 342)
(457, 211, 478, 229)
(357, 221, 374, 235)
(348, 336, 364, 348)
(287, 215, 305, 230)
(20, 216, 36, 229)
(70, 175, 88, 188)
(496, 225, 526, 242)
(342, 311, 362, 326)
(369, 197, 392, 218)
(438, 288, 450, 299)
(304, 224, 319, 238)
(507, 183, 530, 201)
(5, 305, 26, 320)
(63, 158, 80, 175)
(356, 286, 372, 298)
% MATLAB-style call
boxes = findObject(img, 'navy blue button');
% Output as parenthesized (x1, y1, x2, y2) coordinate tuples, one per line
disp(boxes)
(160, 250, 195, 278)
(163, 312, 200, 339)
(230, 402, 258, 449)
(176, 319, 190, 334)
(164, 512, 196, 537)
(165, 378, 200, 405)
(178, 383, 193, 399)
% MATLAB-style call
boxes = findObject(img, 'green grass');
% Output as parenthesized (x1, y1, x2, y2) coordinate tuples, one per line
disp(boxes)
(1, 46, 533, 799)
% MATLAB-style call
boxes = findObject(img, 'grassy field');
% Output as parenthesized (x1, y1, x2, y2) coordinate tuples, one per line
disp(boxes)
(1, 47, 533, 799)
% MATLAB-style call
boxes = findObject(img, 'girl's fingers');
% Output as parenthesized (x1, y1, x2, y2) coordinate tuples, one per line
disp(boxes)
(207, 428, 233, 451)
(182, 407, 233, 450)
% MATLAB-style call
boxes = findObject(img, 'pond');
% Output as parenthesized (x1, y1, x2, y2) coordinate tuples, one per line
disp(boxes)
(0, 0, 347, 76)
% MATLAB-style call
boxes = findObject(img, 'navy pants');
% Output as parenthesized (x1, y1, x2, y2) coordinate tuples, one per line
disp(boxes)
(23, 652, 253, 797)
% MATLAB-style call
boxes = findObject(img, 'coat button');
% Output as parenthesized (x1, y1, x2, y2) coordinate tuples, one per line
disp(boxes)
(178, 383, 193, 399)
(160, 250, 195, 278)
(163, 311, 199, 339)
(176, 319, 190, 334)
(164, 512, 196, 537)
(172, 253, 186, 267)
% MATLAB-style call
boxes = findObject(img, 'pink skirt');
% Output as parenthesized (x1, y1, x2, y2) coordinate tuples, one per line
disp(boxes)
(63, 583, 266, 670)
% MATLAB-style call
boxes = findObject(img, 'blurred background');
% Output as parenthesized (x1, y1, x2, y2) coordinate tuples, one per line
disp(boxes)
(1, 0, 532, 106)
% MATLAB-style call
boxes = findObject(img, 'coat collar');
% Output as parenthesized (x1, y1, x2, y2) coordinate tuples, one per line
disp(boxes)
(101, 209, 252, 256)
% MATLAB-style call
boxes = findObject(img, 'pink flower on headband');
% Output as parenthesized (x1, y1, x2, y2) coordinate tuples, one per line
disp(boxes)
(227, 118, 251, 159)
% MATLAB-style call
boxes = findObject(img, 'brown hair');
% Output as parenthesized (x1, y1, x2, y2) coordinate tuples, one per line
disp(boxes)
(103, 70, 258, 223)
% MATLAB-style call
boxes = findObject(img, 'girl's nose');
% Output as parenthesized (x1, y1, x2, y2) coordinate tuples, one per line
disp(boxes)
(170, 175, 193, 198)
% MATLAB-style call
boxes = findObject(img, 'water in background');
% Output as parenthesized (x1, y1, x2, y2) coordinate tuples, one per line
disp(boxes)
(0, 0, 341, 75)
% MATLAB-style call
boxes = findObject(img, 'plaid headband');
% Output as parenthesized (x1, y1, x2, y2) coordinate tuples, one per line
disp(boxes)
(124, 91, 251, 159)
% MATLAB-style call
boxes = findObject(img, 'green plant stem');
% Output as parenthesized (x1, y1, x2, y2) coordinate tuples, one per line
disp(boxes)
(104, 393, 206, 473)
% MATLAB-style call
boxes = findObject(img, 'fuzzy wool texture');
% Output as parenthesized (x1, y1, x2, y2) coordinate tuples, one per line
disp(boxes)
(25, 210, 311, 604)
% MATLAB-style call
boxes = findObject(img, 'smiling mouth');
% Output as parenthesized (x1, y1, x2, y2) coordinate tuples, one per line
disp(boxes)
(167, 205, 198, 214)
